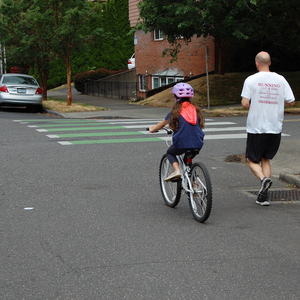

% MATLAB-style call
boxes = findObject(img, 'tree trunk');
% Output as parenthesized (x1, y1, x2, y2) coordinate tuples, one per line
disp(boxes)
(36, 57, 49, 100)
(66, 55, 72, 106)
(215, 37, 224, 75)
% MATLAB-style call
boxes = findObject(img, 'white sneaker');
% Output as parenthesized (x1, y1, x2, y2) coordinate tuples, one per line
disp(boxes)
(164, 171, 182, 182)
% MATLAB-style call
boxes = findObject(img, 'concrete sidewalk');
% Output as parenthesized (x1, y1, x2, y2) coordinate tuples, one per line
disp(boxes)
(47, 88, 170, 120)
(46, 88, 300, 189)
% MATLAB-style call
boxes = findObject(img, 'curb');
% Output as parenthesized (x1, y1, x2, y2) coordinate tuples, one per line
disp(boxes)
(279, 173, 300, 188)
(44, 109, 64, 118)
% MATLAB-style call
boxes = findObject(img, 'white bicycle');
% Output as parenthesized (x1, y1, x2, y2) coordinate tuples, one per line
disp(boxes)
(150, 127, 213, 223)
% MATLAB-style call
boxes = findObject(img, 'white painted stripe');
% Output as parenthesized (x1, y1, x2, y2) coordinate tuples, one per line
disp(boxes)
(36, 129, 48, 132)
(58, 141, 73, 145)
(28, 125, 38, 128)
(205, 122, 236, 126)
(138, 127, 246, 135)
(125, 125, 165, 129)
(108, 120, 163, 125)
(204, 127, 246, 132)
(159, 133, 290, 141)
(159, 134, 247, 141)
(205, 133, 290, 139)
(110, 120, 235, 126)
(205, 134, 247, 139)
(139, 131, 167, 135)
(47, 135, 60, 138)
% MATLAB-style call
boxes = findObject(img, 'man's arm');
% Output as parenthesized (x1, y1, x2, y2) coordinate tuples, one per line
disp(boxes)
(285, 101, 295, 107)
(241, 97, 251, 110)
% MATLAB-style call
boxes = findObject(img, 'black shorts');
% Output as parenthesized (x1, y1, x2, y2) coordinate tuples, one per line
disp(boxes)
(246, 133, 281, 164)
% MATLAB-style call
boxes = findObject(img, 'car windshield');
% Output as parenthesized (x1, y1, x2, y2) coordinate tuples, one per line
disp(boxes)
(2, 75, 38, 85)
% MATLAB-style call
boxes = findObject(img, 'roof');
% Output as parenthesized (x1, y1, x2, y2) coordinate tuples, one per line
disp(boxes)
(152, 69, 184, 77)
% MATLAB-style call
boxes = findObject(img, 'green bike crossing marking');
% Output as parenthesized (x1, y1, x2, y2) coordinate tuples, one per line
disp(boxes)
(48, 131, 144, 138)
(15, 118, 166, 145)
(30, 122, 110, 127)
(38, 126, 125, 132)
(59, 137, 163, 145)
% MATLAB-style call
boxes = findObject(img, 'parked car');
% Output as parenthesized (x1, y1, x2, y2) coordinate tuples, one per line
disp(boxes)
(0, 73, 43, 111)
(127, 53, 135, 69)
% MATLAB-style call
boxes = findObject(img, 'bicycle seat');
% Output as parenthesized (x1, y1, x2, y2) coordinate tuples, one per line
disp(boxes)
(185, 149, 200, 159)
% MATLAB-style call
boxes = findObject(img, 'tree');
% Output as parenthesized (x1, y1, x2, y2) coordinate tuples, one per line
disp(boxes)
(44, 0, 106, 105)
(0, 0, 55, 100)
(137, 0, 300, 74)
(0, 0, 107, 105)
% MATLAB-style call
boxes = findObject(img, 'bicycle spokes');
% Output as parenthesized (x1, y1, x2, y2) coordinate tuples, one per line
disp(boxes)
(193, 176, 208, 199)
(188, 162, 212, 223)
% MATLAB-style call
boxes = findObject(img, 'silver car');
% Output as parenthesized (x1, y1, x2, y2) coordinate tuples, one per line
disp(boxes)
(0, 73, 43, 111)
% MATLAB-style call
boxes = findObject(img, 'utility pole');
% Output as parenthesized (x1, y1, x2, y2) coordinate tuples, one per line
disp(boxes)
(205, 46, 210, 110)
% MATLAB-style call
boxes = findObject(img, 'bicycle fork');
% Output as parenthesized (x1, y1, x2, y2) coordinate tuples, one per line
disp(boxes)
(178, 156, 208, 199)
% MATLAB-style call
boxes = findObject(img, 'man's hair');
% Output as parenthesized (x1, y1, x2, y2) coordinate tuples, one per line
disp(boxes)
(255, 52, 271, 65)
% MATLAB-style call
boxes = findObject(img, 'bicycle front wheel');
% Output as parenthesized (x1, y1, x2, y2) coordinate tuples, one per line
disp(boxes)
(159, 154, 181, 207)
(189, 162, 212, 223)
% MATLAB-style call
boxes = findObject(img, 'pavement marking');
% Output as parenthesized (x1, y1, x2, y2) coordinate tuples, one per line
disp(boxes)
(14, 118, 291, 146)
(139, 127, 246, 134)
(28, 122, 111, 128)
(14, 119, 96, 123)
(47, 131, 143, 138)
(36, 126, 125, 132)
(204, 122, 236, 126)
(159, 132, 290, 141)
(58, 137, 163, 145)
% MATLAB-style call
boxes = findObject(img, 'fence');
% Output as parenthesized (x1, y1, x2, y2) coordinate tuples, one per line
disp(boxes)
(84, 80, 137, 100)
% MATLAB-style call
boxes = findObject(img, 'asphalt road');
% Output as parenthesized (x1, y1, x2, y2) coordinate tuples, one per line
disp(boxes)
(0, 109, 299, 300)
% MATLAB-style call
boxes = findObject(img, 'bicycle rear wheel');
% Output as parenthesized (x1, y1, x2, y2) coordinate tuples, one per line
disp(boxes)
(189, 162, 212, 223)
(159, 154, 181, 207)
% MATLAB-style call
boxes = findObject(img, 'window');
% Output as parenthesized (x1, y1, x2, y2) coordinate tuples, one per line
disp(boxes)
(167, 78, 174, 84)
(139, 75, 146, 91)
(153, 77, 159, 89)
(152, 77, 183, 89)
(154, 29, 164, 40)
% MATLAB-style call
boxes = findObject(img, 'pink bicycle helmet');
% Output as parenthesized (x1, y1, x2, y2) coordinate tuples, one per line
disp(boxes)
(172, 82, 194, 100)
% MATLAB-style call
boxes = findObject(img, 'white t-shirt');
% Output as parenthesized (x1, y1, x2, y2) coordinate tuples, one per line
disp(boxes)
(241, 71, 295, 133)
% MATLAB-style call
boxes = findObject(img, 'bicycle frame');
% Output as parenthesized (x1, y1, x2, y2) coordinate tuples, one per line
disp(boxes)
(177, 155, 194, 194)
(163, 127, 207, 199)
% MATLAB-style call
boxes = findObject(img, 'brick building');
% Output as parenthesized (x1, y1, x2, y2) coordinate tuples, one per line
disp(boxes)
(129, 0, 215, 98)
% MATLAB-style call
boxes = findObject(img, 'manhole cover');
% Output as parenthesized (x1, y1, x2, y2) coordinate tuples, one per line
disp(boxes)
(249, 190, 300, 202)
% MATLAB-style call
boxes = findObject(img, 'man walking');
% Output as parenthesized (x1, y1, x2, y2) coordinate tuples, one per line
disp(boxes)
(241, 51, 295, 206)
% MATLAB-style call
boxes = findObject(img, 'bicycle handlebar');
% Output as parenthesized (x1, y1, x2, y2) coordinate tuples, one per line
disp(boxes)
(146, 127, 173, 135)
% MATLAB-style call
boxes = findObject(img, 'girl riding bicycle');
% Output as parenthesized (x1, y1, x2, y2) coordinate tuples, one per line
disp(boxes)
(149, 83, 205, 182)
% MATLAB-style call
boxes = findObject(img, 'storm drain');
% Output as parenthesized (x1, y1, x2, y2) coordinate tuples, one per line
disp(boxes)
(249, 190, 300, 202)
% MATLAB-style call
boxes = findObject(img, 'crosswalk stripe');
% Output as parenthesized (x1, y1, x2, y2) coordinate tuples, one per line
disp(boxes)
(138, 127, 246, 135)
(28, 122, 111, 128)
(36, 126, 125, 132)
(159, 133, 290, 141)
(47, 131, 143, 138)
(14, 118, 291, 145)
(58, 137, 163, 145)
(159, 134, 247, 141)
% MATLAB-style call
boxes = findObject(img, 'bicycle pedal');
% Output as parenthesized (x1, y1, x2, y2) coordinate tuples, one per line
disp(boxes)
(171, 177, 181, 182)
